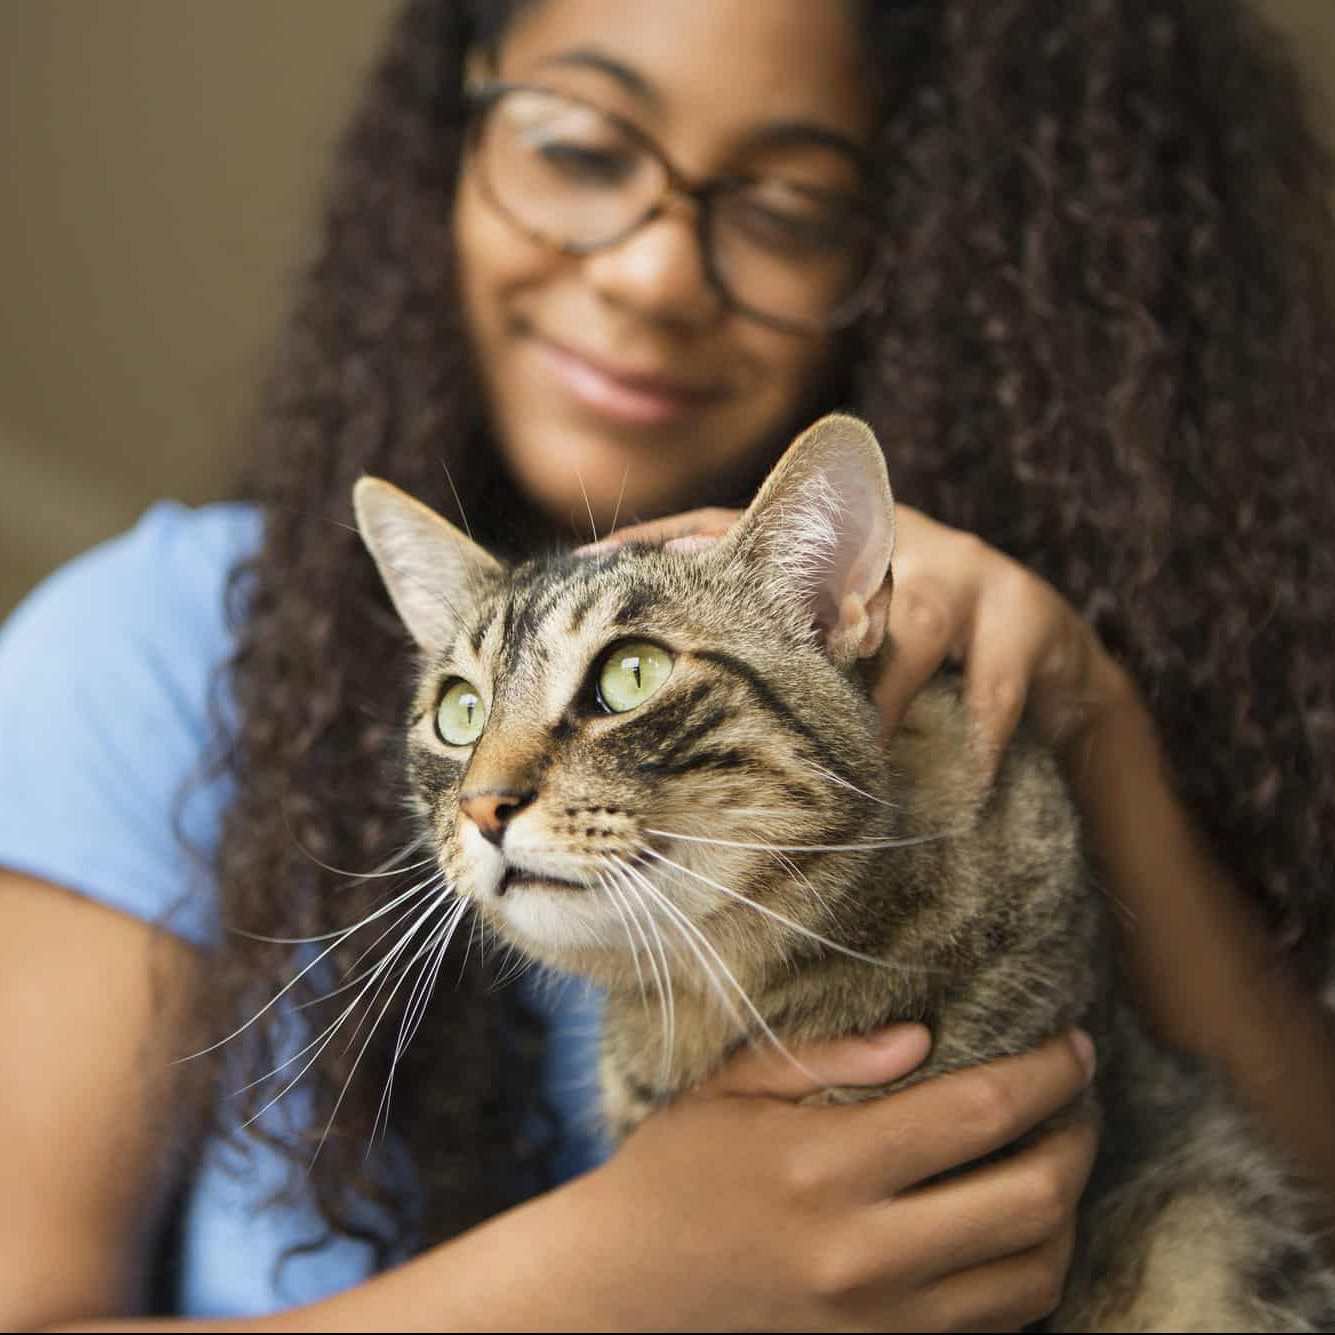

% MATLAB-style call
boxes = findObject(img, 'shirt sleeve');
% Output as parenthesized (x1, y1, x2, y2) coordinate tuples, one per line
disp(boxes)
(0, 501, 263, 947)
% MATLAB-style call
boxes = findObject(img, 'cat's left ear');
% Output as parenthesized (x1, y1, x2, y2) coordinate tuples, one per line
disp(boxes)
(725, 414, 894, 666)
(353, 477, 504, 655)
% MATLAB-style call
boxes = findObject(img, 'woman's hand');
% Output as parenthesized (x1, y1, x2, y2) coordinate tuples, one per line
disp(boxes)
(572, 1027, 1098, 1332)
(583, 503, 1135, 770)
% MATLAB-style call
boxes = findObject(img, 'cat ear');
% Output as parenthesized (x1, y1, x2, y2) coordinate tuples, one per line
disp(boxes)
(353, 476, 504, 654)
(726, 414, 895, 665)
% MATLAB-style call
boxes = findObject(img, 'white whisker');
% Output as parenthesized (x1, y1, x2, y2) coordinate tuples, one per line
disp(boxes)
(575, 467, 599, 544)
(640, 846, 944, 979)
(607, 857, 676, 1090)
(800, 760, 901, 810)
(607, 460, 631, 536)
(233, 884, 454, 1124)
(373, 896, 472, 1147)
(645, 826, 943, 854)
(616, 858, 820, 1085)
(306, 887, 462, 1164)
(596, 868, 651, 1023)
(184, 876, 451, 1061)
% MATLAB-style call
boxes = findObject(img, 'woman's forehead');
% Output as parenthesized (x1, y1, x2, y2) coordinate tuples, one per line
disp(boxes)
(493, 0, 874, 170)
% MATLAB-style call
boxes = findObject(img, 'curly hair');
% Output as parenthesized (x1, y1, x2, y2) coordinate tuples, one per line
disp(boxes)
(179, 0, 1335, 1259)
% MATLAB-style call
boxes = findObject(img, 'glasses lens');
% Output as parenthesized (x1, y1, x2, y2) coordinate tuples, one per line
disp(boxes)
(709, 179, 875, 331)
(476, 88, 664, 250)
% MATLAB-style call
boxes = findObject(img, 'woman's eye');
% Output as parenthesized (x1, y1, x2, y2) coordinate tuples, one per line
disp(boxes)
(436, 678, 487, 746)
(730, 199, 847, 253)
(596, 641, 674, 713)
(533, 138, 638, 186)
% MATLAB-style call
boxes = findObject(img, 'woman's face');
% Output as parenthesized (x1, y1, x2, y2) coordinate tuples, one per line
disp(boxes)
(453, 0, 874, 532)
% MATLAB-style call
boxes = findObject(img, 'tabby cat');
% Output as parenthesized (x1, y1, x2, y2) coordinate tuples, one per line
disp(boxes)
(355, 414, 1335, 1330)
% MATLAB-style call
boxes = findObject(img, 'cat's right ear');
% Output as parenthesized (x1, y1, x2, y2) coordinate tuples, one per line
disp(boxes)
(353, 477, 504, 655)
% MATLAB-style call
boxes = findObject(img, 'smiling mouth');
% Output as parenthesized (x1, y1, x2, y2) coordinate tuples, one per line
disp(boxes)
(497, 867, 588, 897)
(531, 335, 728, 426)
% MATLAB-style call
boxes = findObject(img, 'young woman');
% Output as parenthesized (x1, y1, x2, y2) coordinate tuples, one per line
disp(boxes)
(3, 0, 1334, 1328)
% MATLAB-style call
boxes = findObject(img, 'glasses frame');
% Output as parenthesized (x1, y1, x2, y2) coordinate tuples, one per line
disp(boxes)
(463, 79, 885, 336)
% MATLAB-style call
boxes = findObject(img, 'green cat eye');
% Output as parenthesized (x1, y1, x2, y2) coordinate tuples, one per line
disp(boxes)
(597, 640, 674, 713)
(436, 678, 487, 746)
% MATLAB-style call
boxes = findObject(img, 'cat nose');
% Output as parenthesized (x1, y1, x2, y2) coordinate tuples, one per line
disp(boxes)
(460, 789, 534, 847)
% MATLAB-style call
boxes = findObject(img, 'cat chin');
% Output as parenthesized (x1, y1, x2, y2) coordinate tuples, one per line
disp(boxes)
(490, 884, 625, 958)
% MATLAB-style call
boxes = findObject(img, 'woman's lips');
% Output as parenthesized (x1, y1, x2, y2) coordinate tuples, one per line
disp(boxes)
(531, 335, 726, 426)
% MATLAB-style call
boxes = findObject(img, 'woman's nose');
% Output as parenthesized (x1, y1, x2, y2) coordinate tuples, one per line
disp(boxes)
(581, 206, 722, 329)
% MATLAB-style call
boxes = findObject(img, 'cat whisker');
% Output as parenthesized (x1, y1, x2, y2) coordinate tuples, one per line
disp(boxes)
(307, 888, 467, 1164)
(799, 760, 901, 810)
(280, 822, 434, 887)
(644, 826, 945, 854)
(595, 868, 653, 1024)
(639, 846, 947, 979)
(438, 457, 474, 542)
(607, 460, 631, 537)
(232, 884, 458, 1126)
(614, 859, 747, 1051)
(575, 466, 600, 544)
(605, 857, 676, 1090)
(492, 944, 540, 990)
(294, 879, 452, 1010)
(373, 896, 473, 1149)
(378, 555, 473, 636)
(615, 857, 820, 1085)
(184, 875, 452, 1060)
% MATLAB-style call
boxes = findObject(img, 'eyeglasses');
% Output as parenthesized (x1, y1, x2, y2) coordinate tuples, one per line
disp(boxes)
(464, 81, 881, 335)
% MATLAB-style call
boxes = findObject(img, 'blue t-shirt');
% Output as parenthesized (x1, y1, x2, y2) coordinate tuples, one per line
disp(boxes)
(0, 502, 608, 1317)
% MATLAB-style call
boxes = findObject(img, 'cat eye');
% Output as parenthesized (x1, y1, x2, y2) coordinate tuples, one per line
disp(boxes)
(596, 640, 674, 713)
(436, 678, 487, 746)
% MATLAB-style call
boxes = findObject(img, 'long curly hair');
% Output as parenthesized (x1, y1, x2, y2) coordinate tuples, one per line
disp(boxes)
(180, 0, 1335, 1259)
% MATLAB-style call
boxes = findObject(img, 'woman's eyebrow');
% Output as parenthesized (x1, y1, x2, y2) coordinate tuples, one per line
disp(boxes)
(535, 47, 866, 171)
(747, 120, 869, 171)
(538, 47, 660, 108)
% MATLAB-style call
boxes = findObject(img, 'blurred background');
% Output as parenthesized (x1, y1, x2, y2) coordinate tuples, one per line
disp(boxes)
(2, 0, 1333, 617)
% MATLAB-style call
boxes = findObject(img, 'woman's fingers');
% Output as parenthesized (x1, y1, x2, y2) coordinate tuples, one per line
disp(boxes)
(703, 1024, 933, 1101)
(575, 506, 741, 553)
(875, 571, 968, 741)
(892, 1119, 1099, 1281)
(920, 1225, 1080, 1332)
(836, 1032, 1095, 1196)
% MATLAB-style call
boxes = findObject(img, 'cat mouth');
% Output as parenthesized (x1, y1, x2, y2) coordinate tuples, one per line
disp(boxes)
(496, 867, 588, 897)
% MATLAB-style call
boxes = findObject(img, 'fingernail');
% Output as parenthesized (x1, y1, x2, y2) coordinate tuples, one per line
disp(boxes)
(867, 1023, 932, 1063)
(1070, 1028, 1096, 1083)
(663, 535, 718, 554)
(574, 540, 613, 556)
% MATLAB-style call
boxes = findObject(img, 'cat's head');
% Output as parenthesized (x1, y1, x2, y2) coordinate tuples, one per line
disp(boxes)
(354, 414, 897, 986)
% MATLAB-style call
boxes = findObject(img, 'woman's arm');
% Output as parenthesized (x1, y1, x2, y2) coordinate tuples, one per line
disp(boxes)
(1065, 680, 1335, 1218)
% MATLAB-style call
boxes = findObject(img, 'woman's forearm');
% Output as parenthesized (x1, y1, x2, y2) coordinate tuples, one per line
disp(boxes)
(1064, 678, 1335, 1215)
(43, 1174, 620, 1335)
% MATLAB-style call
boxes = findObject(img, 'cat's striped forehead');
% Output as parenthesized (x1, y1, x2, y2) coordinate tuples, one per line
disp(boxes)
(431, 547, 711, 708)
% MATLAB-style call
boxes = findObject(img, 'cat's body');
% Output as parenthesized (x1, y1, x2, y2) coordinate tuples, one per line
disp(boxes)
(356, 416, 1335, 1331)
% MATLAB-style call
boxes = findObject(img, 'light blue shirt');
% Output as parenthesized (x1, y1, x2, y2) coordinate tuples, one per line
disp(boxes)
(0, 502, 607, 1316)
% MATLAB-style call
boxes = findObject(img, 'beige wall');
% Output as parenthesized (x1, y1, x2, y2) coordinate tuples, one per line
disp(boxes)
(2, 0, 1333, 616)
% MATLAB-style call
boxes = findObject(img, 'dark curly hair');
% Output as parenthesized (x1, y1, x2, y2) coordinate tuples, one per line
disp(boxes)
(179, 0, 1335, 1262)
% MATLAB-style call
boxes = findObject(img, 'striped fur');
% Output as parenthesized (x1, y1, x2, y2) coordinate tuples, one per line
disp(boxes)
(357, 417, 1335, 1331)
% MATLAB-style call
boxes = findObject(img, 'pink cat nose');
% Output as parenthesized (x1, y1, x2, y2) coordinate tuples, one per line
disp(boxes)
(460, 790, 533, 846)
